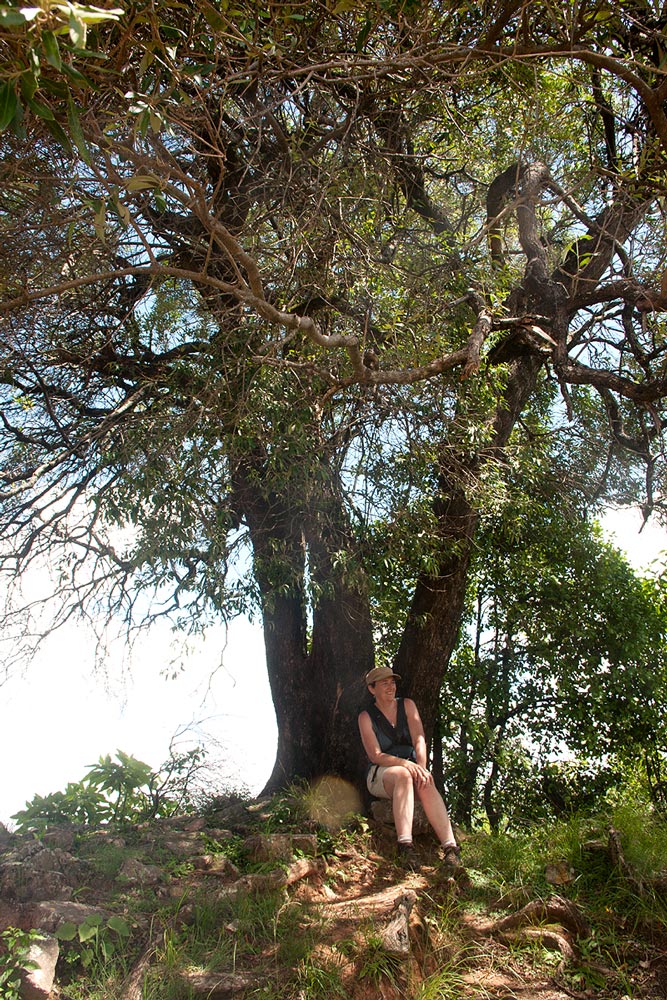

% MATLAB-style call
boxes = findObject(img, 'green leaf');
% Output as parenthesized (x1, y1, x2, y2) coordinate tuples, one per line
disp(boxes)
(78, 922, 100, 943)
(100, 938, 114, 960)
(67, 5, 124, 23)
(45, 116, 74, 156)
(26, 94, 56, 120)
(200, 0, 227, 31)
(19, 70, 38, 100)
(42, 30, 62, 70)
(0, 7, 27, 26)
(355, 17, 372, 51)
(93, 199, 106, 242)
(126, 173, 159, 191)
(0, 81, 17, 132)
(61, 61, 93, 87)
(112, 197, 131, 227)
(107, 915, 130, 936)
(40, 77, 69, 98)
(68, 47, 108, 59)
(55, 922, 77, 941)
(67, 96, 91, 164)
(69, 12, 87, 47)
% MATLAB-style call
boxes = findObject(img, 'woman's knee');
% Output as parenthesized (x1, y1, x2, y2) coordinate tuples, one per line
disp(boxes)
(384, 766, 412, 796)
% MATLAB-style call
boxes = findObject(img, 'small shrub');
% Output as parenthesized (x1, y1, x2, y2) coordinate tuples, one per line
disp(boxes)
(11, 745, 213, 834)
(56, 914, 131, 972)
(415, 960, 468, 1000)
(12, 751, 174, 833)
(201, 831, 248, 871)
(0, 928, 39, 1000)
(260, 785, 310, 833)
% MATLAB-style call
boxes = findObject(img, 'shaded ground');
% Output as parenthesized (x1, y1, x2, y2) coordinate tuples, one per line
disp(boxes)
(3, 800, 667, 999)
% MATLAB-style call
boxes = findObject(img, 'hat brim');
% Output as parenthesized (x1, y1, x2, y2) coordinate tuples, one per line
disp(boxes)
(365, 669, 401, 684)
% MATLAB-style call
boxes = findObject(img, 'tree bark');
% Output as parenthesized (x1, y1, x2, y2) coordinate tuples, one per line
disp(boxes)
(396, 353, 543, 749)
(234, 457, 373, 791)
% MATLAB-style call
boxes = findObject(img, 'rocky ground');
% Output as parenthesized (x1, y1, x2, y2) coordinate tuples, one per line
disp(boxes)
(1, 796, 666, 999)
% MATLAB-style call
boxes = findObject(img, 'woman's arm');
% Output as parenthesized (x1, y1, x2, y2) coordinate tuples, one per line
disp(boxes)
(358, 709, 432, 789)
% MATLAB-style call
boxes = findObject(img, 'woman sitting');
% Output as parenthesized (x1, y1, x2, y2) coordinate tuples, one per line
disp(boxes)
(358, 665, 461, 868)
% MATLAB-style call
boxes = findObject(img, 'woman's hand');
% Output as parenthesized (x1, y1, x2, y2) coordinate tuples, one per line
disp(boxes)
(404, 760, 433, 788)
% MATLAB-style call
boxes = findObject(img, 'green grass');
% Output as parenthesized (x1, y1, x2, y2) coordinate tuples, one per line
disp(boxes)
(293, 955, 347, 998)
(414, 960, 469, 1000)
(76, 836, 140, 880)
(42, 793, 667, 1000)
(357, 932, 404, 985)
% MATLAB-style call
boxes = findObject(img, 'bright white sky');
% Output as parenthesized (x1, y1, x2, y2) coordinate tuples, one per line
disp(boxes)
(0, 613, 275, 827)
(0, 505, 664, 828)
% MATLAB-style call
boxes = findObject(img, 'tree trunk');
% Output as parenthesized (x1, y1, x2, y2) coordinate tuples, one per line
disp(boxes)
(234, 458, 374, 791)
(308, 578, 375, 784)
(237, 353, 545, 794)
(395, 474, 477, 740)
(455, 759, 483, 829)
(396, 353, 543, 748)
(483, 758, 501, 832)
(260, 569, 373, 791)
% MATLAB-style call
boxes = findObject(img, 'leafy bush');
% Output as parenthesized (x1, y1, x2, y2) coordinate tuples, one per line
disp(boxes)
(11, 749, 190, 833)
(0, 928, 39, 1000)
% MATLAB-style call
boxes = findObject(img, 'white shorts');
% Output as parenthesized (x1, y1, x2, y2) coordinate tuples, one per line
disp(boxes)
(366, 765, 393, 799)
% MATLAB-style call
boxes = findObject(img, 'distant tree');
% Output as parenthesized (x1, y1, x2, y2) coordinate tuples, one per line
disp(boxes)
(2, 2, 667, 790)
(443, 499, 667, 829)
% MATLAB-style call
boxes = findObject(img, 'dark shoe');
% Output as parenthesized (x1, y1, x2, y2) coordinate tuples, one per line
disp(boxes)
(396, 843, 420, 870)
(441, 845, 463, 869)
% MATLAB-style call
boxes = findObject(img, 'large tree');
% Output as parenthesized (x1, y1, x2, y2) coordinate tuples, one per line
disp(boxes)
(2, 1, 667, 790)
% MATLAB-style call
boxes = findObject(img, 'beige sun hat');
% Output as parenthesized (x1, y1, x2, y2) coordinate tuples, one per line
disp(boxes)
(365, 665, 401, 685)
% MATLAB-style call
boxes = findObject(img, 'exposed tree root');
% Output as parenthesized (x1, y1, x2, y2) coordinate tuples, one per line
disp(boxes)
(490, 894, 591, 940)
(477, 894, 591, 975)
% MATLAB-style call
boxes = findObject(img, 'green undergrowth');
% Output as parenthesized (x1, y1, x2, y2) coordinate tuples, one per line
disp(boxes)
(17, 786, 667, 1000)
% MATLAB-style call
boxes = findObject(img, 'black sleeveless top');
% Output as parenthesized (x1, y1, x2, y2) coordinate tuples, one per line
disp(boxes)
(366, 698, 416, 764)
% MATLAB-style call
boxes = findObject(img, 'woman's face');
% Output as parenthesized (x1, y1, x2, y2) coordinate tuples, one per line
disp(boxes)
(371, 677, 396, 698)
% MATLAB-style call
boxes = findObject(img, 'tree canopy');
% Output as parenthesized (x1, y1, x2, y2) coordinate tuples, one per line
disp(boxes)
(2, 0, 667, 793)
(444, 495, 667, 828)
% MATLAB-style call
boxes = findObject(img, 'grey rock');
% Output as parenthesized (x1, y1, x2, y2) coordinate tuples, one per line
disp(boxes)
(244, 833, 318, 863)
(370, 800, 430, 835)
(26, 900, 109, 934)
(159, 832, 206, 857)
(41, 828, 78, 852)
(179, 969, 253, 997)
(0, 863, 72, 902)
(119, 858, 164, 885)
(19, 933, 59, 1000)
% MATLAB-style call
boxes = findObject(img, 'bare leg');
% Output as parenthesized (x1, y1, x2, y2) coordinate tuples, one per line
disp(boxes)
(416, 782, 456, 847)
(382, 767, 415, 842)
